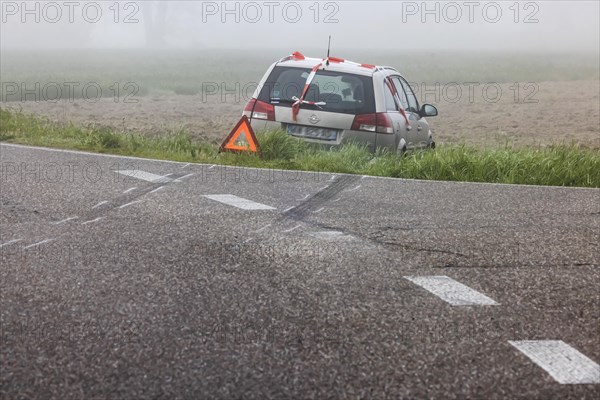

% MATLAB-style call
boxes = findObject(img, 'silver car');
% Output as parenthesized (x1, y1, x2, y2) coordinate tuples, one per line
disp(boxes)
(243, 52, 438, 154)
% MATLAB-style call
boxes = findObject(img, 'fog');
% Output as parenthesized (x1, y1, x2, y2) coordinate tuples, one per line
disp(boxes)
(1, 1, 599, 52)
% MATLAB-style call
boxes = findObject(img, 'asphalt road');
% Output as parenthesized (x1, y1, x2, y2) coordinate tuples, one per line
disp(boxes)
(1, 143, 598, 399)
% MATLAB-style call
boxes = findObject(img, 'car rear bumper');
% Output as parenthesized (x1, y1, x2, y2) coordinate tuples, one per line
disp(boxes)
(249, 119, 378, 153)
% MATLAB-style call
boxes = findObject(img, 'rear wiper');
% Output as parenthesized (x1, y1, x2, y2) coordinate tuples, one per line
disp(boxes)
(292, 96, 326, 109)
(271, 97, 326, 110)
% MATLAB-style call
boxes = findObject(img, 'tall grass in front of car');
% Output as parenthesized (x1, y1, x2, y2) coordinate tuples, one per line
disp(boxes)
(258, 131, 599, 187)
(376, 145, 600, 187)
(1, 109, 598, 187)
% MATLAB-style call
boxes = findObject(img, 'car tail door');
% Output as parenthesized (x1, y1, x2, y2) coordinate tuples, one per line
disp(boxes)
(261, 66, 378, 150)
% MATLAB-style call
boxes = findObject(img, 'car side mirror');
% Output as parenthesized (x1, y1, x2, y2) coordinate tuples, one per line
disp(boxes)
(419, 104, 438, 117)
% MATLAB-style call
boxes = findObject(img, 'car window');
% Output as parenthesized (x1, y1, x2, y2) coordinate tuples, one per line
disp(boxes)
(391, 76, 409, 110)
(273, 68, 306, 100)
(399, 77, 419, 113)
(257, 66, 375, 115)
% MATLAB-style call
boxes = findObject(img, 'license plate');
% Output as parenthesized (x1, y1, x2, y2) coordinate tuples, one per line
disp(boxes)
(287, 125, 338, 141)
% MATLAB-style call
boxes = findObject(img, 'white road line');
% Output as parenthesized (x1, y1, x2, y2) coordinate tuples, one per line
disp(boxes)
(82, 217, 104, 225)
(329, 175, 337, 181)
(52, 216, 78, 225)
(404, 275, 498, 306)
(283, 207, 294, 212)
(244, 238, 253, 243)
(283, 225, 302, 233)
(346, 185, 362, 192)
(310, 231, 354, 241)
(116, 170, 173, 183)
(148, 186, 165, 194)
(203, 195, 275, 210)
(119, 200, 143, 209)
(509, 340, 600, 384)
(92, 201, 108, 209)
(175, 173, 194, 182)
(254, 224, 271, 233)
(123, 187, 137, 194)
(24, 239, 53, 250)
(181, 163, 191, 168)
(298, 194, 310, 201)
(0, 239, 22, 248)
(332, 197, 342, 202)
(313, 207, 325, 214)
(208, 165, 216, 170)
(361, 175, 368, 179)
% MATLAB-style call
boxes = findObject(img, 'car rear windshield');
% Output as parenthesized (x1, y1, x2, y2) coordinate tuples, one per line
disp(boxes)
(257, 66, 375, 115)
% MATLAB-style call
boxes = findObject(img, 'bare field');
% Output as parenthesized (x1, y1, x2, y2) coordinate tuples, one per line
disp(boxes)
(2, 80, 599, 149)
(1, 50, 599, 149)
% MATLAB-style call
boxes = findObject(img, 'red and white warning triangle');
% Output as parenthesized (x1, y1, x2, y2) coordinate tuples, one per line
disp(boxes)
(220, 115, 260, 153)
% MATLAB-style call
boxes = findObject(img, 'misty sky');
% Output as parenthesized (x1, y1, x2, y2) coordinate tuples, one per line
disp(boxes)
(1, 1, 598, 52)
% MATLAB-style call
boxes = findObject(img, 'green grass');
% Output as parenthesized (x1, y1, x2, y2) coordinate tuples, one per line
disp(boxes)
(1, 108, 599, 188)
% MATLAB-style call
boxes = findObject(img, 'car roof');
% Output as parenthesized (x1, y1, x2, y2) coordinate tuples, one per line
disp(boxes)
(275, 52, 399, 77)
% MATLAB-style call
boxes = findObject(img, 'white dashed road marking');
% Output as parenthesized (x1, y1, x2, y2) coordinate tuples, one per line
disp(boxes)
(404, 275, 498, 306)
(298, 194, 310, 201)
(283, 225, 302, 233)
(92, 201, 108, 209)
(346, 185, 362, 192)
(148, 186, 165, 194)
(24, 239, 54, 250)
(313, 207, 325, 214)
(254, 224, 271, 233)
(123, 187, 137, 194)
(82, 217, 104, 225)
(0, 239, 22, 248)
(203, 195, 276, 210)
(175, 173, 194, 182)
(116, 170, 174, 183)
(52, 217, 78, 225)
(509, 340, 600, 384)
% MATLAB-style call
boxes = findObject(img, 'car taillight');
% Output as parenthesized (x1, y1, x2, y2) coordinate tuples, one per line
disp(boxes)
(244, 98, 275, 121)
(351, 114, 377, 132)
(243, 98, 256, 118)
(376, 113, 394, 134)
(351, 113, 394, 134)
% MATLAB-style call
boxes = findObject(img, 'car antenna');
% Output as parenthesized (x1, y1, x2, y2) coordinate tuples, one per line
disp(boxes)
(326, 35, 331, 66)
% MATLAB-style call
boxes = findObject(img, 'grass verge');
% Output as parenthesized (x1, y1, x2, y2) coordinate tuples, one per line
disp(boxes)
(1, 108, 599, 188)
